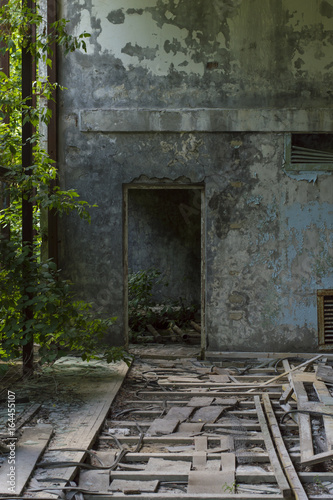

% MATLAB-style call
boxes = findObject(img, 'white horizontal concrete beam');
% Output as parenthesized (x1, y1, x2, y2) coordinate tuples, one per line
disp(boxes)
(80, 108, 333, 133)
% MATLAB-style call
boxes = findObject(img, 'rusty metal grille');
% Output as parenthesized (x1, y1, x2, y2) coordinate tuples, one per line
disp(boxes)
(318, 290, 333, 347)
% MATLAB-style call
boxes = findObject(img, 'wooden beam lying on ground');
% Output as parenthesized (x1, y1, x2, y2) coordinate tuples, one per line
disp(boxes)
(247, 354, 323, 393)
(262, 394, 308, 500)
(290, 369, 333, 465)
(254, 396, 291, 498)
(316, 363, 333, 384)
(289, 372, 314, 463)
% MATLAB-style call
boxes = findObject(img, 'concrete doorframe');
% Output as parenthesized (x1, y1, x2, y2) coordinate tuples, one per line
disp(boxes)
(123, 183, 206, 358)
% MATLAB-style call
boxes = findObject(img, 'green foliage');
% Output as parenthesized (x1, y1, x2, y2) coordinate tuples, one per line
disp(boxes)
(129, 268, 166, 310)
(0, 0, 130, 368)
(128, 268, 198, 342)
(128, 268, 166, 338)
(0, 238, 130, 365)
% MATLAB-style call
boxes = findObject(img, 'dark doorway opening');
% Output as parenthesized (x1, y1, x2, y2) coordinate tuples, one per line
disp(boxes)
(124, 185, 204, 350)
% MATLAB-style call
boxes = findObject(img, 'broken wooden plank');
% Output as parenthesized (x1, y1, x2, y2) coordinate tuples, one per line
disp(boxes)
(291, 371, 333, 461)
(191, 448, 235, 492)
(191, 406, 224, 423)
(299, 448, 333, 466)
(316, 363, 333, 384)
(100, 434, 265, 446)
(146, 324, 163, 343)
(190, 320, 201, 333)
(209, 375, 230, 384)
(247, 354, 323, 393)
(140, 390, 283, 397)
(164, 406, 194, 422)
(289, 373, 314, 463)
(279, 385, 294, 405)
(187, 397, 215, 407)
(109, 479, 159, 493)
(0, 424, 53, 496)
(160, 381, 283, 389)
(313, 378, 333, 450)
(78, 470, 110, 492)
(193, 450, 207, 469)
(115, 450, 268, 463)
(147, 418, 179, 436)
(187, 470, 235, 494)
(212, 397, 238, 406)
(172, 324, 187, 340)
(85, 494, 284, 500)
(89, 451, 117, 467)
(195, 435, 208, 451)
(221, 452, 236, 473)
(176, 422, 204, 435)
(254, 396, 291, 498)
(262, 393, 308, 500)
(146, 458, 191, 473)
(107, 468, 286, 483)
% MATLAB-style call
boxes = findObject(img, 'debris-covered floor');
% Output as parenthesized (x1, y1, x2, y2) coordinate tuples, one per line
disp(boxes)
(1, 347, 333, 499)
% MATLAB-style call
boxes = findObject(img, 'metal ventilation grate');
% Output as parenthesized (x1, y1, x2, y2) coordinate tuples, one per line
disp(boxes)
(291, 145, 333, 164)
(285, 134, 333, 172)
(318, 290, 333, 347)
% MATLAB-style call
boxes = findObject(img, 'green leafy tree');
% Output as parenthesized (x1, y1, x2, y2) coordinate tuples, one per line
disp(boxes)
(0, 0, 130, 373)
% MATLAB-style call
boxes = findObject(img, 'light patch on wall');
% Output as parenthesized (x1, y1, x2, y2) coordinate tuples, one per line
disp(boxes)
(73, 0, 206, 76)
(73, 8, 95, 55)
(291, 40, 333, 75)
(284, 0, 333, 30)
(284, 0, 333, 76)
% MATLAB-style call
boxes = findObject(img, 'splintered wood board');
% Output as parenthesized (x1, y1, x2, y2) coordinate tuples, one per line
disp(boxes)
(316, 363, 333, 384)
(191, 406, 224, 423)
(78, 470, 110, 492)
(187, 397, 215, 407)
(109, 479, 159, 493)
(176, 422, 204, 435)
(209, 374, 230, 383)
(146, 458, 191, 473)
(164, 406, 194, 421)
(147, 418, 179, 436)
(254, 397, 291, 498)
(0, 424, 53, 496)
(289, 372, 314, 463)
(262, 394, 308, 500)
(187, 470, 235, 494)
(292, 371, 333, 462)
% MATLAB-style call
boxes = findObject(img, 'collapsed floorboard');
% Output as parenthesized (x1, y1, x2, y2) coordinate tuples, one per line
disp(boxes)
(7, 352, 333, 499)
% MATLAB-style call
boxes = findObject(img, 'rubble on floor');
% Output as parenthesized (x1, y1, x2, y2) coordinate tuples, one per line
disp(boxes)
(1, 350, 333, 499)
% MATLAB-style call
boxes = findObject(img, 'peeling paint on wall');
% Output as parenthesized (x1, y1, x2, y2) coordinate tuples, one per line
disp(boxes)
(65, 0, 333, 108)
(58, 1, 333, 352)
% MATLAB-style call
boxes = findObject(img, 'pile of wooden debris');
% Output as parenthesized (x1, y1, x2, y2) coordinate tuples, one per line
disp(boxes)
(1, 350, 333, 499)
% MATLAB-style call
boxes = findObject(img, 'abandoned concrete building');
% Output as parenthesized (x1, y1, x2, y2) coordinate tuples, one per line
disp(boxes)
(56, 0, 333, 356)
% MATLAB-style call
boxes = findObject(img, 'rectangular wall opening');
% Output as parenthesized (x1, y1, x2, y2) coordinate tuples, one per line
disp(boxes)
(318, 289, 333, 349)
(123, 184, 205, 355)
(285, 133, 333, 172)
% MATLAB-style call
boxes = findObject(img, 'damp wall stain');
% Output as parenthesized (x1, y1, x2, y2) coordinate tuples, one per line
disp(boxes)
(61, 0, 333, 108)
(58, 0, 333, 351)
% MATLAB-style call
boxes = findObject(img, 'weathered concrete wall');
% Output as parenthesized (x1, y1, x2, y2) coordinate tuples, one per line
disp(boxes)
(60, 0, 333, 109)
(57, 0, 333, 351)
(128, 189, 201, 305)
